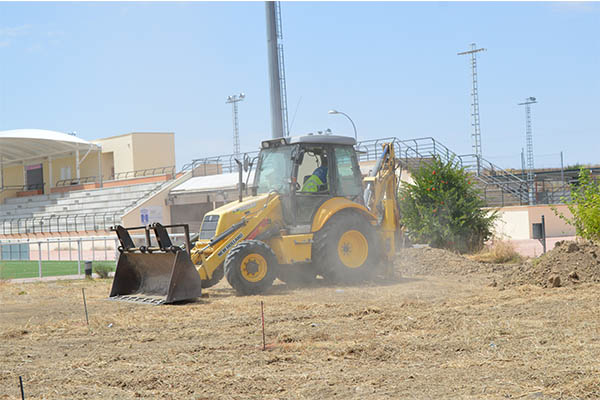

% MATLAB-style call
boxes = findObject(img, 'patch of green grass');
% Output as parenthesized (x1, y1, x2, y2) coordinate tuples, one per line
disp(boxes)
(0, 260, 115, 280)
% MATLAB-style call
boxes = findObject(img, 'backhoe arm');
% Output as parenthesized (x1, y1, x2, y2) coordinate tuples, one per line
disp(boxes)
(362, 142, 401, 261)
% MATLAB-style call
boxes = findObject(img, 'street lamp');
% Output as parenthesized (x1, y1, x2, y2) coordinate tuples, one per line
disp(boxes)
(328, 109, 357, 141)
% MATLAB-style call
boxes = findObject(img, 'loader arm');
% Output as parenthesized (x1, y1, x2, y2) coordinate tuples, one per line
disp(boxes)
(362, 142, 401, 261)
(191, 192, 283, 280)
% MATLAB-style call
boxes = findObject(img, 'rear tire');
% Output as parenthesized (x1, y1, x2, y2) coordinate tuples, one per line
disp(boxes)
(225, 240, 277, 295)
(313, 211, 380, 283)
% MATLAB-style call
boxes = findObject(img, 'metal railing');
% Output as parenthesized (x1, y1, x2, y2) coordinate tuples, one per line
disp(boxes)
(0, 183, 44, 192)
(55, 176, 99, 187)
(54, 166, 176, 187)
(182, 153, 259, 177)
(353, 136, 533, 206)
(479, 183, 526, 207)
(392, 137, 530, 206)
(176, 136, 534, 206)
(462, 155, 529, 205)
(108, 166, 175, 181)
(0, 211, 122, 236)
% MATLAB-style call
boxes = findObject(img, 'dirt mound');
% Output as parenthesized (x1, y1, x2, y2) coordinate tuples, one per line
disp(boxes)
(395, 246, 508, 277)
(503, 240, 600, 288)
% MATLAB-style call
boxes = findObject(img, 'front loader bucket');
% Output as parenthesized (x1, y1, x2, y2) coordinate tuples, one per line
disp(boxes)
(109, 251, 202, 305)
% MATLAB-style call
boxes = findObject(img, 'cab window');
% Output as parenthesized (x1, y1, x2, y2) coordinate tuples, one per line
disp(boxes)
(255, 146, 293, 194)
(334, 146, 363, 197)
(296, 147, 329, 194)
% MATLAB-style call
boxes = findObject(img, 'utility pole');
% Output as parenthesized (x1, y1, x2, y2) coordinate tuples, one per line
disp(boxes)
(521, 148, 526, 178)
(458, 43, 486, 167)
(560, 151, 565, 186)
(518, 96, 537, 205)
(226, 93, 245, 157)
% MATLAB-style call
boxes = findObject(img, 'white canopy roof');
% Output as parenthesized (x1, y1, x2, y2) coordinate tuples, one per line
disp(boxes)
(0, 129, 100, 166)
(171, 170, 256, 193)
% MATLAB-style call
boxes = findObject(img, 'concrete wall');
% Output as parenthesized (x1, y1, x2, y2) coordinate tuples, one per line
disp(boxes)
(94, 132, 174, 176)
(94, 134, 134, 174)
(491, 204, 575, 240)
(121, 172, 192, 230)
(131, 132, 175, 171)
(2, 164, 23, 186)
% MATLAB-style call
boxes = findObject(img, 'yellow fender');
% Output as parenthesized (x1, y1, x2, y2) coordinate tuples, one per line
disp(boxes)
(311, 197, 377, 233)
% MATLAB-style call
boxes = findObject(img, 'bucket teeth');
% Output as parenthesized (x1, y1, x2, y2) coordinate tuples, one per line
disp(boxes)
(109, 295, 166, 305)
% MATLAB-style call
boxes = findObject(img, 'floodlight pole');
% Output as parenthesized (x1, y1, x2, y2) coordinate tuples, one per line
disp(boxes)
(226, 93, 245, 158)
(518, 96, 538, 205)
(458, 43, 486, 174)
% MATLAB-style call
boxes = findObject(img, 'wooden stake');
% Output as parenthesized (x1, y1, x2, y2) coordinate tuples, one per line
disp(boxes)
(81, 288, 89, 329)
(19, 376, 25, 400)
(261, 300, 266, 351)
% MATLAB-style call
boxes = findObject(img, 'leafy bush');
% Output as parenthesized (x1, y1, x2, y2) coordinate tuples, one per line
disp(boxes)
(94, 264, 113, 279)
(553, 168, 600, 241)
(398, 156, 497, 253)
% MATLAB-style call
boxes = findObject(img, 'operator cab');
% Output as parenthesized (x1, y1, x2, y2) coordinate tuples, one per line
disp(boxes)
(254, 134, 364, 228)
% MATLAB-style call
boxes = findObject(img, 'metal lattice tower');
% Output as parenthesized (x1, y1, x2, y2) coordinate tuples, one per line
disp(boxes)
(458, 43, 486, 160)
(518, 96, 537, 205)
(274, 2, 289, 137)
(226, 93, 245, 157)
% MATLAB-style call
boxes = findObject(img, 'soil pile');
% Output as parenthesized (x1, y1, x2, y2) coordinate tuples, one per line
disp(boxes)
(395, 246, 509, 277)
(503, 240, 600, 288)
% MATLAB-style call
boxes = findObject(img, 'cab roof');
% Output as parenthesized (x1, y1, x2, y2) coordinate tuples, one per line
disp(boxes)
(261, 134, 356, 149)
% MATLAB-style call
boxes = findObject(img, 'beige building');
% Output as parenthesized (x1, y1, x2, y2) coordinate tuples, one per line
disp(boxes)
(94, 132, 175, 179)
(0, 129, 175, 204)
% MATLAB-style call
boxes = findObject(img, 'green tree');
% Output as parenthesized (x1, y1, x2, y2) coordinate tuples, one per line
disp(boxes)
(399, 156, 497, 253)
(553, 168, 600, 240)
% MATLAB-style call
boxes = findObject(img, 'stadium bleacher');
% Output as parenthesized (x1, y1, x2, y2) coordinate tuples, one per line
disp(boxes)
(0, 181, 167, 235)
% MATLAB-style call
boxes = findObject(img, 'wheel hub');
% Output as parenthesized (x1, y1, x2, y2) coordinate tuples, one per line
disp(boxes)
(337, 230, 369, 269)
(240, 253, 268, 282)
(245, 259, 259, 275)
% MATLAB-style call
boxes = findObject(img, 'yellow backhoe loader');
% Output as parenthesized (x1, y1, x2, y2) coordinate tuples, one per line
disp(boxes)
(109, 135, 401, 303)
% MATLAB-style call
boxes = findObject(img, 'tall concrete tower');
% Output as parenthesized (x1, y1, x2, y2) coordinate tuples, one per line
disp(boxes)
(265, 1, 289, 138)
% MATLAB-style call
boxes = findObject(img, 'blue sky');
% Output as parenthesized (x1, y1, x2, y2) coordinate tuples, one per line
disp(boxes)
(0, 2, 598, 169)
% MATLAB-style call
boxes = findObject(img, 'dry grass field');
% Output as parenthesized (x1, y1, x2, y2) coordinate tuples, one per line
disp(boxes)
(1, 244, 600, 399)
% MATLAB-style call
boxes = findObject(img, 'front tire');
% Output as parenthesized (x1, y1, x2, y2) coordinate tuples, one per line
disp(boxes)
(225, 240, 277, 295)
(313, 211, 380, 283)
